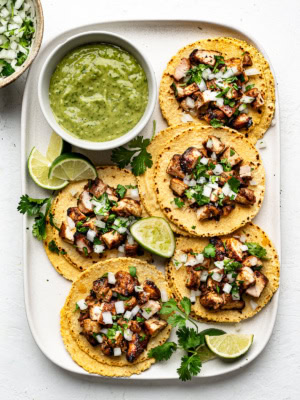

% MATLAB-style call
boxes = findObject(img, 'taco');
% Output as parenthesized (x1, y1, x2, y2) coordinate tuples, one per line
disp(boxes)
(154, 125, 265, 237)
(61, 258, 171, 375)
(166, 223, 279, 323)
(49, 166, 152, 273)
(159, 37, 275, 144)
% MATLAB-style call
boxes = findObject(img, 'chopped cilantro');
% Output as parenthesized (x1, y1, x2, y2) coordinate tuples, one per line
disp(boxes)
(246, 242, 267, 259)
(210, 118, 224, 128)
(203, 244, 216, 258)
(129, 266, 137, 277)
(173, 197, 185, 208)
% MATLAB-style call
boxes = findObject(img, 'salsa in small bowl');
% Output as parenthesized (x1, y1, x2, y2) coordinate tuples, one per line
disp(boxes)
(38, 31, 157, 151)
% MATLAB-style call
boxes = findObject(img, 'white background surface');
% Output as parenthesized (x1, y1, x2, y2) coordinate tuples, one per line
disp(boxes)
(0, 0, 299, 398)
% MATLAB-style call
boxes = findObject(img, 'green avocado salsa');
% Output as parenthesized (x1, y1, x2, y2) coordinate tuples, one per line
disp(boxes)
(49, 44, 148, 142)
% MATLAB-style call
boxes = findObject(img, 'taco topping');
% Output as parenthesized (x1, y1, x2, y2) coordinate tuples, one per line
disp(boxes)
(59, 178, 144, 257)
(76, 269, 168, 362)
(173, 236, 268, 312)
(167, 135, 257, 221)
(170, 49, 264, 130)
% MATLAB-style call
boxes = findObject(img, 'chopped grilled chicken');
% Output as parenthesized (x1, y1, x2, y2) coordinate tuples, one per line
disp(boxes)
(106, 186, 119, 202)
(222, 147, 243, 167)
(173, 58, 191, 81)
(170, 178, 188, 197)
(124, 296, 138, 310)
(218, 171, 232, 186)
(137, 291, 150, 305)
(236, 266, 256, 290)
(242, 52, 252, 66)
(221, 294, 245, 310)
(203, 108, 226, 124)
(224, 84, 239, 100)
(78, 190, 93, 214)
(98, 302, 117, 324)
(82, 319, 100, 346)
(143, 280, 161, 300)
(235, 188, 256, 205)
(189, 49, 221, 66)
(115, 332, 128, 352)
(67, 207, 86, 223)
(186, 266, 201, 290)
(171, 82, 185, 98)
(144, 318, 168, 337)
(216, 104, 236, 118)
(222, 204, 235, 216)
(92, 277, 110, 301)
(239, 164, 252, 179)
(210, 187, 222, 202)
(224, 58, 244, 75)
(126, 332, 149, 363)
(89, 178, 107, 198)
(141, 300, 161, 317)
(82, 217, 97, 231)
(101, 230, 124, 249)
(111, 198, 142, 217)
(199, 290, 224, 310)
(74, 233, 93, 254)
(225, 237, 244, 261)
(196, 204, 221, 220)
(114, 271, 135, 296)
(180, 96, 195, 112)
(100, 336, 114, 356)
(210, 237, 226, 261)
(206, 277, 219, 291)
(59, 222, 75, 244)
(205, 135, 226, 155)
(183, 82, 199, 96)
(180, 147, 202, 173)
(166, 154, 185, 179)
(243, 256, 263, 269)
(89, 303, 102, 321)
(124, 239, 139, 257)
(128, 320, 142, 333)
(232, 114, 253, 130)
(246, 271, 268, 298)
(245, 88, 264, 110)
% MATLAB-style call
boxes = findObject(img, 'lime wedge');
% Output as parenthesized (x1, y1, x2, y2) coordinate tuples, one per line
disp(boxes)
(49, 153, 97, 181)
(46, 131, 71, 163)
(130, 217, 175, 258)
(196, 345, 216, 363)
(28, 147, 68, 190)
(205, 334, 254, 359)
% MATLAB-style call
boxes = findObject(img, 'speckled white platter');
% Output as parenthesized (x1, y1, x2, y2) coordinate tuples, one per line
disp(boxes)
(21, 20, 280, 380)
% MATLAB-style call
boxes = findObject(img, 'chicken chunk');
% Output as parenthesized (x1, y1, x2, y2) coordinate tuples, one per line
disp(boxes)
(101, 230, 124, 249)
(171, 82, 185, 99)
(141, 300, 161, 318)
(186, 266, 201, 290)
(242, 52, 252, 67)
(67, 207, 87, 223)
(210, 187, 222, 202)
(183, 82, 199, 96)
(199, 290, 224, 310)
(216, 104, 236, 118)
(59, 222, 75, 244)
(124, 239, 139, 257)
(203, 108, 226, 124)
(111, 198, 142, 217)
(92, 277, 112, 302)
(114, 271, 135, 296)
(210, 237, 226, 261)
(180, 96, 196, 112)
(221, 294, 245, 310)
(173, 57, 191, 81)
(196, 204, 222, 221)
(89, 178, 107, 198)
(189, 49, 221, 66)
(222, 204, 235, 216)
(239, 164, 252, 179)
(225, 237, 245, 261)
(166, 154, 185, 179)
(137, 291, 150, 305)
(224, 58, 244, 76)
(143, 280, 161, 300)
(243, 256, 263, 269)
(106, 186, 118, 202)
(126, 332, 149, 363)
(100, 336, 114, 356)
(78, 190, 93, 214)
(82, 319, 100, 346)
(235, 188, 256, 205)
(128, 320, 142, 334)
(222, 147, 243, 167)
(246, 271, 268, 298)
(245, 88, 264, 110)
(144, 318, 168, 337)
(124, 296, 138, 310)
(231, 114, 253, 130)
(205, 135, 226, 155)
(236, 266, 256, 290)
(82, 217, 97, 232)
(74, 233, 93, 254)
(180, 147, 202, 173)
(170, 178, 188, 197)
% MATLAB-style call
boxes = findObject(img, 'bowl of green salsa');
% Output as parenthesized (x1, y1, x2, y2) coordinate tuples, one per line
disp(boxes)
(38, 31, 156, 150)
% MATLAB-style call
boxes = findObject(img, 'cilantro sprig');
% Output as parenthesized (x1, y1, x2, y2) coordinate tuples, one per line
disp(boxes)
(111, 136, 153, 176)
(246, 242, 267, 259)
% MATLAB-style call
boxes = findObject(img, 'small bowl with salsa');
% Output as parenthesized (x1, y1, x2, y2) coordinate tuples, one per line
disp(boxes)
(38, 31, 157, 150)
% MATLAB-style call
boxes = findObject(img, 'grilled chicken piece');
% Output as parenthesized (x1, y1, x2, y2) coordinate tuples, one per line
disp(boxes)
(246, 271, 268, 298)
(180, 96, 195, 112)
(183, 83, 199, 96)
(218, 171, 232, 186)
(243, 256, 263, 269)
(89, 178, 107, 198)
(115, 331, 128, 352)
(92, 277, 110, 301)
(224, 58, 244, 75)
(105, 186, 118, 203)
(128, 320, 142, 333)
(78, 190, 93, 214)
(89, 303, 102, 321)
(111, 198, 142, 217)
(223, 204, 235, 216)
(124, 296, 138, 310)
(67, 207, 86, 223)
(100, 336, 114, 356)
(82, 319, 100, 346)
(196, 204, 221, 221)
(252, 92, 264, 110)
(144, 318, 168, 337)
(82, 217, 97, 231)
(98, 302, 117, 324)
(114, 271, 135, 296)
(199, 290, 224, 310)
(59, 222, 75, 244)
(210, 187, 222, 202)
(216, 104, 236, 118)
(206, 277, 219, 291)
(231, 114, 253, 130)
(173, 57, 191, 81)
(189, 49, 221, 66)
(74, 233, 93, 254)
(126, 332, 149, 363)
(221, 294, 245, 310)
(167, 154, 185, 179)
(143, 280, 161, 300)
(141, 300, 161, 317)
(236, 266, 256, 290)
(180, 147, 202, 173)
(186, 266, 201, 290)
(210, 237, 226, 261)
(225, 237, 244, 262)
(124, 239, 139, 257)
(101, 230, 124, 249)
(242, 52, 252, 66)
(171, 82, 185, 98)
(203, 108, 226, 124)
(239, 164, 252, 179)
(205, 135, 226, 155)
(170, 178, 188, 197)
(138, 291, 150, 305)
(224, 84, 239, 100)
(222, 147, 243, 167)
(235, 188, 256, 205)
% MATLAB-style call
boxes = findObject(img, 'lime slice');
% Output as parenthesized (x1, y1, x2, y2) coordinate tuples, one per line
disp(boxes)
(28, 147, 68, 190)
(197, 345, 216, 363)
(46, 131, 72, 163)
(130, 217, 175, 258)
(49, 152, 97, 181)
(205, 334, 254, 359)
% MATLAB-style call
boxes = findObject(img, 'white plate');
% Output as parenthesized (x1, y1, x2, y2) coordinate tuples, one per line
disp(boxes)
(21, 19, 280, 380)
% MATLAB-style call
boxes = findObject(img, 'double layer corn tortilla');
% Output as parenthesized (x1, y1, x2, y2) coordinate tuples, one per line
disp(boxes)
(159, 37, 275, 144)
(154, 126, 265, 237)
(61, 258, 171, 373)
(166, 223, 280, 323)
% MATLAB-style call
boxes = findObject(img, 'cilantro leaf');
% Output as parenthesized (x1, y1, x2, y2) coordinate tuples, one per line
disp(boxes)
(173, 197, 184, 208)
(167, 314, 187, 328)
(17, 195, 50, 216)
(48, 240, 60, 254)
(210, 118, 224, 128)
(203, 243, 216, 258)
(177, 326, 203, 350)
(148, 342, 177, 361)
(49, 212, 60, 231)
(129, 266, 137, 277)
(131, 147, 153, 176)
(180, 297, 191, 317)
(116, 184, 127, 199)
(111, 147, 135, 168)
(177, 354, 202, 381)
(159, 298, 179, 315)
(228, 177, 241, 193)
(246, 242, 267, 259)
(32, 213, 47, 240)
(0, 60, 15, 77)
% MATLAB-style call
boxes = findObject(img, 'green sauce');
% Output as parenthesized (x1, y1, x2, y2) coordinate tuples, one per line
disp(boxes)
(49, 44, 148, 142)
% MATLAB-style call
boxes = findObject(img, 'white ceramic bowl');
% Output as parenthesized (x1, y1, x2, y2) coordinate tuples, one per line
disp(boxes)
(38, 31, 157, 151)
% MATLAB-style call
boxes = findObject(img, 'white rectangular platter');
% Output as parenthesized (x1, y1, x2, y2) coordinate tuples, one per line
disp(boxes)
(21, 19, 280, 380)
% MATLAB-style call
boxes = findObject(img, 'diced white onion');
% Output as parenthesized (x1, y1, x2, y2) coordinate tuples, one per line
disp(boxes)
(185, 96, 195, 108)
(188, 179, 197, 187)
(127, 234, 135, 245)
(227, 273, 235, 283)
(241, 245, 248, 252)
(127, 188, 140, 201)
(87, 229, 96, 242)
(214, 260, 224, 269)
(249, 179, 257, 186)
(249, 257, 258, 266)
(108, 272, 116, 285)
(197, 79, 207, 92)
(206, 139, 213, 149)
(191, 289, 201, 297)
(216, 97, 224, 107)
(238, 103, 247, 112)
(173, 259, 182, 270)
(115, 301, 125, 314)
(124, 310, 132, 320)
(211, 152, 217, 160)
(67, 216, 75, 230)
(232, 292, 240, 301)
(181, 113, 194, 123)
(208, 73, 216, 80)
(245, 68, 260, 76)
(102, 311, 113, 325)
(200, 157, 209, 165)
(257, 139, 266, 149)
(195, 253, 204, 264)
(240, 234, 246, 243)
(124, 329, 133, 341)
(241, 95, 255, 104)
(76, 299, 88, 311)
(222, 67, 237, 78)
(197, 176, 207, 184)
(134, 286, 143, 292)
(213, 164, 223, 175)
(118, 245, 125, 253)
(161, 289, 169, 302)
(183, 174, 191, 185)
(117, 227, 127, 234)
(131, 305, 140, 317)
(207, 182, 219, 189)
(190, 293, 196, 303)
(203, 185, 212, 198)
(95, 220, 106, 228)
(179, 253, 188, 263)
(200, 270, 209, 282)
(95, 334, 103, 344)
(222, 183, 231, 196)
(223, 283, 232, 294)
(113, 348, 122, 357)
(250, 300, 258, 310)
(185, 256, 199, 267)
(202, 68, 211, 80)
(100, 328, 108, 334)
(94, 244, 105, 254)
(212, 272, 223, 282)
